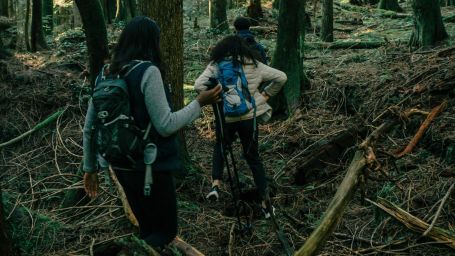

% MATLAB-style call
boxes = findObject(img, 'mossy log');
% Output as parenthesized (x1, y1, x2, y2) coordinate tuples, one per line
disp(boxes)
(305, 40, 386, 50)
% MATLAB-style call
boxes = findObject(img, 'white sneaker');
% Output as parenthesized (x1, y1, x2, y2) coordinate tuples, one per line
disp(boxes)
(206, 186, 220, 201)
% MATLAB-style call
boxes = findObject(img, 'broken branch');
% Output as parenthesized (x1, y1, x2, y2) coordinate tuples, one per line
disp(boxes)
(0, 109, 64, 149)
(395, 101, 447, 158)
(367, 197, 455, 250)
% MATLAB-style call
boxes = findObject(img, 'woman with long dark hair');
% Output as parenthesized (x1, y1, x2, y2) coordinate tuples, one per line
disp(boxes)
(194, 35, 287, 218)
(82, 16, 221, 248)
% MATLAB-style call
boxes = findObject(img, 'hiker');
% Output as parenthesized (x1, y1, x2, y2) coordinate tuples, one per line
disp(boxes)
(234, 16, 268, 64)
(82, 16, 221, 249)
(194, 35, 287, 218)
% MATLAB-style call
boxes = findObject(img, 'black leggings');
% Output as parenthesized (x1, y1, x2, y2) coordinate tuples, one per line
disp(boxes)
(114, 169, 177, 247)
(211, 104, 267, 197)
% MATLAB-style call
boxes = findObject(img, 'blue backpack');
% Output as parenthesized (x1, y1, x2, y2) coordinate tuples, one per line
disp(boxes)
(217, 59, 256, 117)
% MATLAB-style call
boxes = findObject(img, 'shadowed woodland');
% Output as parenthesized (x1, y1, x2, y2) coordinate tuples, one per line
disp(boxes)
(0, 0, 455, 255)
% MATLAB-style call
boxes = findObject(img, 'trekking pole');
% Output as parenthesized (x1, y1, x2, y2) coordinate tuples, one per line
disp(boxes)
(264, 192, 293, 256)
(206, 79, 251, 234)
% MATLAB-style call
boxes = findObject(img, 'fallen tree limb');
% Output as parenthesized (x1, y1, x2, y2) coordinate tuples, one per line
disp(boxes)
(422, 184, 454, 237)
(108, 167, 139, 227)
(366, 197, 455, 250)
(0, 109, 64, 149)
(295, 151, 367, 256)
(295, 109, 425, 256)
(171, 237, 205, 256)
(395, 101, 447, 158)
(305, 40, 386, 50)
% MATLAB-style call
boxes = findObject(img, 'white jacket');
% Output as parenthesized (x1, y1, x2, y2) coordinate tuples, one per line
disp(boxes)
(194, 60, 287, 123)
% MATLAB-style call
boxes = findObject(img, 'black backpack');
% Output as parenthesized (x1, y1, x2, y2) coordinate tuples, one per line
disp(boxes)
(91, 62, 152, 167)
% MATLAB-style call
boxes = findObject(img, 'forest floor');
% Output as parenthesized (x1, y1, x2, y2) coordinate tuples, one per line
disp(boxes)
(1, 1, 455, 256)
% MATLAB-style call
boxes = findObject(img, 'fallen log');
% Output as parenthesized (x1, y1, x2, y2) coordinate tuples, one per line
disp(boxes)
(295, 109, 427, 256)
(171, 237, 205, 256)
(395, 101, 447, 158)
(294, 150, 367, 256)
(293, 126, 367, 185)
(366, 197, 455, 250)
(0, 109, 64, 149)
(305, 40, 386, 50)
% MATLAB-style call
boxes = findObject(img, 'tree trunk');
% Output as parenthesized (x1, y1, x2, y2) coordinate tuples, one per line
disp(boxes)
(270, 0, 306, 114)
(24, 0, 31, 51)
(409, 0, 448, 48)
(247, 0, 263, 24)
(42, 0, 53, 35)
(0, 186, 15, 256)
(138, 0, 190, 166)
(0, 0, 8, 16)
(209, 0, 228, 31)
(440, 0, 455, 6)
(272, 0, 280, 9)
(378, 0, 403, 12)
(126, 0, 136, 18)
(321, 0, 333, 42)
(31, 0, 49, 51)
(75, 0, 109, 88)
(115, 0, 127, 21)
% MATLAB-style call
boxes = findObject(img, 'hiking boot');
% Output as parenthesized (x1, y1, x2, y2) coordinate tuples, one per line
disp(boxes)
(262, 205, 276, 219)
(206, 185, 220, 201)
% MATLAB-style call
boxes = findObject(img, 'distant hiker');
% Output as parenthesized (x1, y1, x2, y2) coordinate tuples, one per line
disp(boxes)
(82, 16, 221, 249)
(234, 16, 268, 64)
(194, 35, 287, 218)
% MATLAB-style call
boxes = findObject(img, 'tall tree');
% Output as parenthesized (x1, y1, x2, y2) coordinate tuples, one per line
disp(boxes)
(115, 0, 127, 21)
(74, 0, 109, 88)
(0, 187, 14, 256)
(42, 0, 53, 35)
(247, 0, 263, 23)
(103, 0, 116, 24)
(378, 0, 403, 12)
(0, 0, 8, 16)
(321, 0, 333, 42)
(31, 0, 49, 51)
(138, 0, 190, 164)
(270, 0, 306, 114)
(126, 0, 136, 18)
(409, 0, 448, 48)
(209, 0, 228, 31)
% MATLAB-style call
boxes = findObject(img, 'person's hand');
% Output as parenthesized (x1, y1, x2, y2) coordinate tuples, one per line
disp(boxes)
(197, 85, 222, 106)
(261, 92, 270, 101)
(83, 172, 99, 198)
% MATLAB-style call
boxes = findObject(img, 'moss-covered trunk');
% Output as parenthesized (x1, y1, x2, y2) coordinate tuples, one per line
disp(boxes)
(378, 0, 403, 11)
(31, 0, 48, 51)
(139, 0, 189, 166)
(126, 0, 136, 18)
(74, 0, 109, 88)
(209, 0, 228, 31)
(321, 0, 333, 42)
(410, 0, 448, 48)
(270, 0, 306, 114)
(247, 0, 263, 23)
(42, 0, 53, 35)
(0, 0, 8, 16)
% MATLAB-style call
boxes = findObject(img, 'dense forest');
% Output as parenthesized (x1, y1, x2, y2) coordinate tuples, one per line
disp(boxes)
(0, 0, 454, 255)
